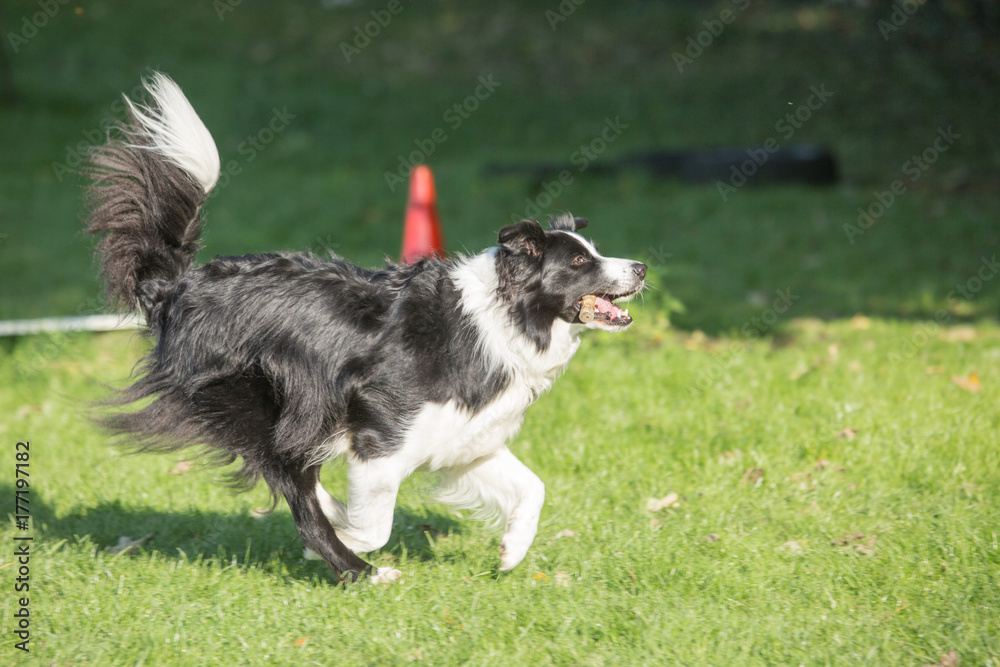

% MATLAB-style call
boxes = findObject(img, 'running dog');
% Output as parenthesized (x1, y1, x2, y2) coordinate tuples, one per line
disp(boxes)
(84, 73, 646, 582)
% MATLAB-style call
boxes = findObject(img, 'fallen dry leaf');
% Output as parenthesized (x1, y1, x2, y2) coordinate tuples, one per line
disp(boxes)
(832, 532, 877, 556)
(780, 540, 805, 553)
(646, 492, 680, 512)
(831, 531, 866, 547)
(790, 317, 824, 333)
(791, 471, 815, 491)
(533, 572, 549, 582)
(717, 449, 744, 465)
(925, 365, 945, 375)
(106, 532, 156, 555)
(838, 427, 858, 440)
(951, 372, 981, 393)
(554, 529, 578, 539)
(880, 601, 911, 622)
(940, 650, 960, 667)
(922, 649, 960, 667)
(684, 330, 707, 350)
(849, 314, 872, 330)
(554, 570, 571, 587)
(854, 534, 877, 557)
(742, 468, 765, 487)
(168, 460, 195, 475)
(703, 533, 721, 543)
(788, 363, 811, 381)
(15, 405, 41, 419)
(941, 325, 976, 342)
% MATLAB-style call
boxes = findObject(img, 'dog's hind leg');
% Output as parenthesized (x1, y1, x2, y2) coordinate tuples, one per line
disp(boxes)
(302, 482, 347, 562)
(438, 447, 545, 572)
(262, 462, 374, 582)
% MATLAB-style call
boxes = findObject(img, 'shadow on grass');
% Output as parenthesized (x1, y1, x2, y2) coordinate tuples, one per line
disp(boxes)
(5, 483, 464, 583)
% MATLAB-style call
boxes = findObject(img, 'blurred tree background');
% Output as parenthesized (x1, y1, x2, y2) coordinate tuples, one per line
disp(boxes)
(0, 0, 997, 332)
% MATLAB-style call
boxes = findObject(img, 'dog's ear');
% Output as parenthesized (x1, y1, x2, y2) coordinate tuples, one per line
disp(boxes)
(498, 219, 546, 257)
(548, 213, 588, 232)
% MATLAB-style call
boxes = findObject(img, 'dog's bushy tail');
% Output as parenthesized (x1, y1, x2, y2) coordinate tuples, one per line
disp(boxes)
(85, 72, 220, 316)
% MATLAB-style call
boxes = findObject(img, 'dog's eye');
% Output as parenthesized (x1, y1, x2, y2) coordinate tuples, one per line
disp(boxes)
(572, 255, 587, 266)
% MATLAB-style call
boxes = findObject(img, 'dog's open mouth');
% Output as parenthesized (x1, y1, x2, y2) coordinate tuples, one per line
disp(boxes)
(576, 293, 634, 328)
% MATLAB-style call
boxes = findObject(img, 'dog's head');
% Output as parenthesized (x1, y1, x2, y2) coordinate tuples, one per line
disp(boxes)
(496, 213, 646, 350)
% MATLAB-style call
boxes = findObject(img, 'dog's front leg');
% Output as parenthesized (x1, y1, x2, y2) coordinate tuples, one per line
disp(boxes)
(495, 452, 545, 572)
(440, 447, 545, 571)
(337, 456, 408, 582)
(308, 458, 406, 583)
(315, 481, 350, 530)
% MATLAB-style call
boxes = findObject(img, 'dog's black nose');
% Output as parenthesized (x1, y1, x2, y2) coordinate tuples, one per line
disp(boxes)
(632, 262, 647, 279)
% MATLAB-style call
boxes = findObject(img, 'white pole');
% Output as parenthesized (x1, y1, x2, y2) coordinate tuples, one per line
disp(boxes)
(0, 313, 143, 337)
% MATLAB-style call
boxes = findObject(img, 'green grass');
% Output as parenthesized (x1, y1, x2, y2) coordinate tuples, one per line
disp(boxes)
(3, 318, 999, 665)
(1, 1, 999, 665)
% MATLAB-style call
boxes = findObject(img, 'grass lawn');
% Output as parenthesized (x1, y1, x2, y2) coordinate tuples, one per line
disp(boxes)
(1, 1, 998, 665)
(3, 316, 999, 665)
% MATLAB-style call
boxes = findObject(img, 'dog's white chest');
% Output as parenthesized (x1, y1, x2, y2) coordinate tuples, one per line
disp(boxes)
(403, 383, 541, 471)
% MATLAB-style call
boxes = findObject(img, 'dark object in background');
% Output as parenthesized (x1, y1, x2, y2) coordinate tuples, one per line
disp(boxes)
(484, 144, 838, 186)
(0, 42, 15, 106)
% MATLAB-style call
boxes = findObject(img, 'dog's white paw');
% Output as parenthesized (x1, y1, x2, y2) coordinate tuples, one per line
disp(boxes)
(499, 539, 530, 572)
(371, 566, 403, 584)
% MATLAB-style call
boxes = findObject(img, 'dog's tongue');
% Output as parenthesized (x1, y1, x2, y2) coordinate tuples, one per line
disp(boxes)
(595, 296, 625, 320)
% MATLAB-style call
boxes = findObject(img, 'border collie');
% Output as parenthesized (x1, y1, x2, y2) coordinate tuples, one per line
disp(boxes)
(84, 73, 646, 583)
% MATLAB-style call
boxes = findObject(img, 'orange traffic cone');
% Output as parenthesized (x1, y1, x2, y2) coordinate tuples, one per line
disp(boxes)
(401, 165, 445, 264)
